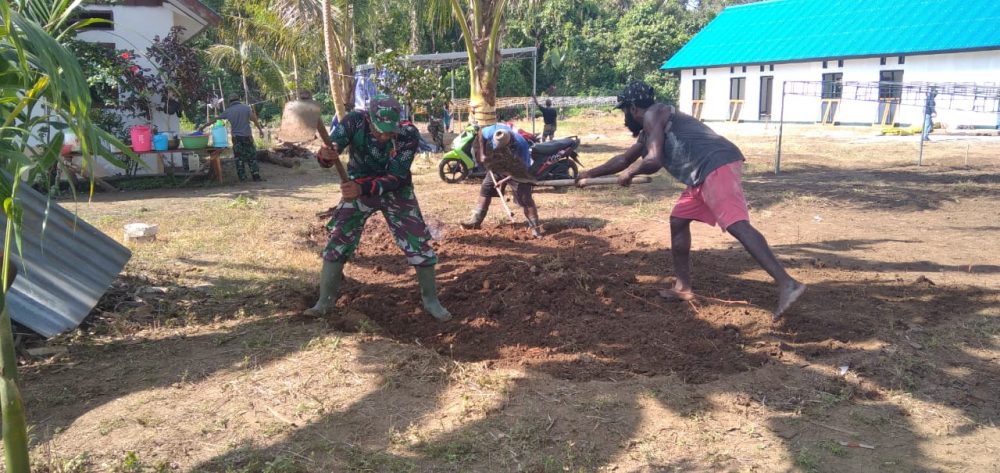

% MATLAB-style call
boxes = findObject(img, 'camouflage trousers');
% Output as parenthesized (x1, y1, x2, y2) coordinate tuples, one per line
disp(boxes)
(428, 119, 445, 150)
(232, 136, 259, 180)
(322, 186, 438, 266)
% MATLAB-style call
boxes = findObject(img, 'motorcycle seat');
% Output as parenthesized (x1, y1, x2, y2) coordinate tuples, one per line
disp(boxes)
(531, 137, 579, 156)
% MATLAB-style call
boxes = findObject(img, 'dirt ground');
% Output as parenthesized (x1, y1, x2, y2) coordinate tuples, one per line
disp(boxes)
(17, 113, 1000, 472)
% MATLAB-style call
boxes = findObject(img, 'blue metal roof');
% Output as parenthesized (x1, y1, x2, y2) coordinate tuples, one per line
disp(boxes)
(4, 186, 131, 337)
(663, 0, 1000, 70)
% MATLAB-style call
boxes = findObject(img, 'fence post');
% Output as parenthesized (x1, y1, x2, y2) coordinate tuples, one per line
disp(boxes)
(776, 81, 787, 174)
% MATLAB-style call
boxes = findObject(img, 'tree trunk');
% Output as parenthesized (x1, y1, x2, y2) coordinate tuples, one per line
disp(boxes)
(292, 52, 300, 98)
(409, 4, 420, 53)
(0, 236, 27, 473)
(450, 0, 510, 126)
(240, 52, 250, 103)
(321, 0, 356, 121)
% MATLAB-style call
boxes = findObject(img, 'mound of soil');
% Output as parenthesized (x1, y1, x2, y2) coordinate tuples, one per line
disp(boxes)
(304, 217, 781, 383)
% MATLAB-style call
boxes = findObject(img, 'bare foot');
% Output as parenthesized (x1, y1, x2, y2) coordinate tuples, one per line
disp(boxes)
(658, 287, 695, 302)
(773, 281, 806, 320)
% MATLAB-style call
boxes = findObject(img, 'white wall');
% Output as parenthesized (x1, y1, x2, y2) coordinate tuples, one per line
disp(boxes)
(77, 6, 182, 176)
(676, 50, 1000, 129)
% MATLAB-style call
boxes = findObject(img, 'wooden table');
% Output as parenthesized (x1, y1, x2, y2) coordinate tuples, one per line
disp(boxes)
(65, 147, 233, 184)
(167, 147, 232, 183)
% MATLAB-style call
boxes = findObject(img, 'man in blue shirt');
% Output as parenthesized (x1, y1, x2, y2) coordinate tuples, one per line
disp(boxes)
(460, 123, 543, 238)
(922, 88, 937, 141)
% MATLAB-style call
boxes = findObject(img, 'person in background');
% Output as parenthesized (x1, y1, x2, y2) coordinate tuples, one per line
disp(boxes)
(443, 102, 453, 133)
(203, 93, 264, 182)
(922, 88, 937, 141)
(533, 96, 558, 142)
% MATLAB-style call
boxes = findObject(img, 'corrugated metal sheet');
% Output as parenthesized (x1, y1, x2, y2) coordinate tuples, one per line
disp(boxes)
(2, 185, 131, 337)
(663, 0, 1000, 70)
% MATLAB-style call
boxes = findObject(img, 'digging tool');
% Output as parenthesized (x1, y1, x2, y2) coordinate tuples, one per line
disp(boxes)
(276, 98, 350, 181)
(489, 170, 516, 223)
(539, 175, 653, 187)
(316, 130, 351, 183)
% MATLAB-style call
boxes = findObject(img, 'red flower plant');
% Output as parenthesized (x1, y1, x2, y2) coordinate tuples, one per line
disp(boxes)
(121, 52, 131, 60)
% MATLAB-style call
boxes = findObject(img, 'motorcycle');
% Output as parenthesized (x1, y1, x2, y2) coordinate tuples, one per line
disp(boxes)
(438, 124, 484, 183)
(437, 124, 581, 183)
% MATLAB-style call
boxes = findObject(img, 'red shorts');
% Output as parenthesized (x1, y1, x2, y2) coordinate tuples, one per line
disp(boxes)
(670, 161, 749, 231)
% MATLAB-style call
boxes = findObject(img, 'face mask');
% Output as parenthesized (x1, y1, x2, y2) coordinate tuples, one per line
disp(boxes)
(624, 108, 644, 137)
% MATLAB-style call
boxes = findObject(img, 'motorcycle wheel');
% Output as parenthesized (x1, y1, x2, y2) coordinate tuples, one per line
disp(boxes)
(564, 161, 579, 180)
(541, 160, 579, 180)
(439, 159, 470, 183)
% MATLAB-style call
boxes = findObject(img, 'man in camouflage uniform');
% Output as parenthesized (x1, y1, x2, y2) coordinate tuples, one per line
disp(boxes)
(304, 94, 451, 321)
(204, 93, 264, 181)
(427, 114, 445, 151)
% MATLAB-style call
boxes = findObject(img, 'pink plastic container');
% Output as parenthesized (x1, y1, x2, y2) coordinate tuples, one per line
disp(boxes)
(130, 125, 152, 152)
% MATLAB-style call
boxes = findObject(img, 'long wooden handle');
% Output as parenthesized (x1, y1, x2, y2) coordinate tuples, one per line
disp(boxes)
(537, 175, 653, 188)
(317, 134, 350, 182)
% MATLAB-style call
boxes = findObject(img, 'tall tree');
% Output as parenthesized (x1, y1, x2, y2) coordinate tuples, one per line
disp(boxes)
(436, 0, 525, 125)
(321, 0, 356, 120)
(276, 0, 355, 120)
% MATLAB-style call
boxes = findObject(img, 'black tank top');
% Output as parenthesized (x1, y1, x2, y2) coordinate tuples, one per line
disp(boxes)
(642, 110, 743, 186)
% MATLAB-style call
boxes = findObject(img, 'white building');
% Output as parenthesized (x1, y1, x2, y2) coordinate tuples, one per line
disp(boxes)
(663, 0, 1000, 129)
(76, 0, 220, 175)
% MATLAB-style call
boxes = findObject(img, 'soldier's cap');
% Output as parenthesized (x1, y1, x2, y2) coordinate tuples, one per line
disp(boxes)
(368, 94, 402, 134)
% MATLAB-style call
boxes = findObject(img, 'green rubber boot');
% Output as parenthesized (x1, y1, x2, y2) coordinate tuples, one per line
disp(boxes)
(460, 196, 490, 230)
(415, 265, 452, 322)
(302, 260, 345, 317)
(460, 208, 487, 229)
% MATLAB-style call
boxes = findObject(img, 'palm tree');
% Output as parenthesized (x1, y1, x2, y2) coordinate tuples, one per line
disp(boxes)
(320, 0, 356, 120)
(273, 0, 355, 120)
(431, 0, 531, 125)
(208, 1, 302, 102)
(1, 1, 130, 470)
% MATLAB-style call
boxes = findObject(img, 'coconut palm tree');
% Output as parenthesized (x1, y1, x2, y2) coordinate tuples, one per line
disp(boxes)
(429, 0, 533, 125)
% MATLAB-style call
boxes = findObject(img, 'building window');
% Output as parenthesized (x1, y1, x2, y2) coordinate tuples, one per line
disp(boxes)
(693, 80, 706, 101)
(880, 57, 887, 65)
(702, 68, 707, 75)
(769, 64, 774, 71)
(730, 66, 734, 74)
(741, 65, 747, 73)
(820, 72, 843, 124)
(878, 70, 904, 125)
(692, 69, 697, 76)
(822, 61, 828, 69)
(838, 59, 844, 68)
(729, 77, 745, 121)
(898, 56, 905, 65)
(692, 79, 706, 119)
(74, 10, 114, 30)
